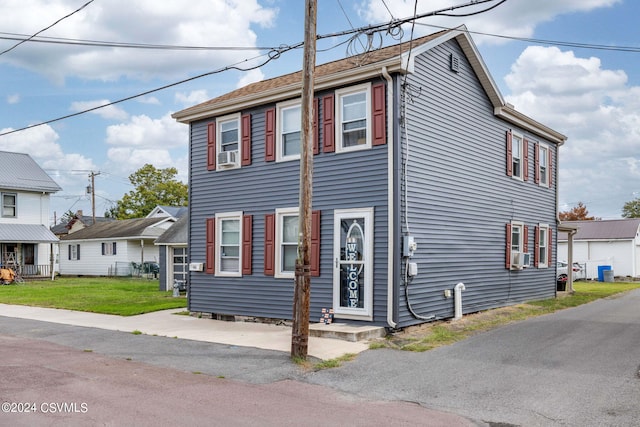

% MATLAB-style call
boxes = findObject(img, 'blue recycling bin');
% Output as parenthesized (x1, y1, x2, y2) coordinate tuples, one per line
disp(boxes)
(598, 265, 611, 282)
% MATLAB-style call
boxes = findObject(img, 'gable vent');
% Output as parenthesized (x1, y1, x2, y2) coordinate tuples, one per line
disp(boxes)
(450, 53, 460, 73)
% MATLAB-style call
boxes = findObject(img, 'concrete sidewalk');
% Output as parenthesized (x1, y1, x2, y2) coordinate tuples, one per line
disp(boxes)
(0, 303, 370, 360)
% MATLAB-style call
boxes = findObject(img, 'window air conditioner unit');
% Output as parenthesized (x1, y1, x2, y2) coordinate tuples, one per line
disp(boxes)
(218, 150, 238, 166)
(512, 252, 531, 269)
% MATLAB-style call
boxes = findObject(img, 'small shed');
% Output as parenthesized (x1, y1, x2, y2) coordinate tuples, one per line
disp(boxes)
(558, 219, 640, 279)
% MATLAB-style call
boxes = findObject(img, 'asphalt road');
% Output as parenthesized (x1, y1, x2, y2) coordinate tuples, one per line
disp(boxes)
(1, 288, 640, 426)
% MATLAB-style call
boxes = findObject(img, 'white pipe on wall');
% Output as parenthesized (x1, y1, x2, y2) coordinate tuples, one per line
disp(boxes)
(454, 282, 466, 320)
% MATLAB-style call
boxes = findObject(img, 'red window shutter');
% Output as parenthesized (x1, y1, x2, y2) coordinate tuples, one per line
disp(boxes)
(313, 98, 319, 155)
(242, 215, 253, 275)
(533, 226, 540, 267)
(311, 210, 321, 277)
(241, 114, 252, 166)
(372, 83, 386, 146)
(548, 149, 553, 187)
(322, 94, 335, 153)
(264, 213, 275, 276)
(548, 228, 553, 265)
(265, 108, 276, 162)
(505, 223, 512, 269)
(207, 122, 216, 171)
(205, 218, 215, 274)
(523, 138, 529, 181)
(506, 131, 513, 176)
(534, 143, 540, 184)
(523, 225, 529, 253)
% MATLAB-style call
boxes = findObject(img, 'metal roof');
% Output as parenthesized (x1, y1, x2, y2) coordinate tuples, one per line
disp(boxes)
(558, 219, 640, 241)
(59, 217, 170, 241)
(0, 224, 59, 243)
(0, 151, 61, 193)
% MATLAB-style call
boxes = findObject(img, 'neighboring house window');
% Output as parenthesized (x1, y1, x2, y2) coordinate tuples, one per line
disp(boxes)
(205, 212, 252, 277)
(336, 84, 371, 152)
(101, 242, 117, 256)
(506, 131, 528, 181)
(2, 193, 16, 217)
(535, 143, 552, 187)
(68, 244, 80, 261)
(276, 101, 301, 161)
(275, 208, 299, 278)
(505, 221, 528, 269)
(534, 224, 552, 268)
(264, 210, 321, 277)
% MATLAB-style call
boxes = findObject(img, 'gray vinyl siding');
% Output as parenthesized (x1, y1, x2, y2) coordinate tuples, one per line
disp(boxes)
(188, 85, 390, 323)
(394, 39, 558, 327)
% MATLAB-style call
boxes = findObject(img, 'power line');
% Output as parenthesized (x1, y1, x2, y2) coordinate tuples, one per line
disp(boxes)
(0, 31, 277, 51)
(0, 0, 95, 56)
(0, 42, 303, 137)
(0, 0, 514, 137)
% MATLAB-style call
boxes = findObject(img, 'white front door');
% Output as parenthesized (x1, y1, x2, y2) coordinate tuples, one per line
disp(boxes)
(333, 208, 373, 320)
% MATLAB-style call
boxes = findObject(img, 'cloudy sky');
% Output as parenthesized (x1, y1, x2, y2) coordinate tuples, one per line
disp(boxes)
(0, 0, 637, 223)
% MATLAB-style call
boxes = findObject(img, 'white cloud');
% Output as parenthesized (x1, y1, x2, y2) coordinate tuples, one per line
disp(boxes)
(0, 0, 277, 82)
(504, 46, 640, 219)
(358, 0, 621, 45)
(104, 112, 188, 176)
(236, 68, 265, 89)
(105, 112, 187, 148)
(175, 90, 210, 106)
(6, 94, 20, 104)
(137, 96, 161, 105)
(70, 99, 129, 121)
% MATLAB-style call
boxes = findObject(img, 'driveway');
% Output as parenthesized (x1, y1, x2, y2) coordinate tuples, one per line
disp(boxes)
(307, 288, 640, 426)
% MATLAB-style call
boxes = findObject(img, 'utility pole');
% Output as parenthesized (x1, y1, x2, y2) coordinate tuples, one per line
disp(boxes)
(291, 0, 317, 360)
(88, 171, 101, 225)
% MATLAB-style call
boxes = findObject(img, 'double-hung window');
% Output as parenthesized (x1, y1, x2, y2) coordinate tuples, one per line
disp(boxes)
(535, 224, 551, 268)
(276, 101, 301, 161)
(275, 208, 299, 278)
(2, 193, 16, 217)
(336, 84, 371, 152)
(216, 212, 242, 276)
(217, 114, 240, 168)
(511, 133, 523, 180)
(537, 143, 551, 187)
(506, 221, 528, 269)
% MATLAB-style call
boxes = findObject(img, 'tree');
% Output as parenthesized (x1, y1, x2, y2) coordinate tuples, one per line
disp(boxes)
(559, 202, 597, 221)
(110, 164, 188, 219)
(622, 198, 640, 218)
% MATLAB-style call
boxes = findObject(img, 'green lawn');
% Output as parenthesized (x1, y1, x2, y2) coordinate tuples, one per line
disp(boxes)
(0, 277, 186, 316)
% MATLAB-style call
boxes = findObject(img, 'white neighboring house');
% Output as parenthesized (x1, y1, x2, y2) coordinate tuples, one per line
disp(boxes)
(558, 219, 640, 279)
(58, 217, 175, 276)
(154, 213, 188, 291)
(0, 151, 60, 278)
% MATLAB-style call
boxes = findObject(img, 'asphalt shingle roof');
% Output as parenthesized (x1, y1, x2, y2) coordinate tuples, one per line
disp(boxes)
(59, 217, 170, 241)
(558, 219, 640, 241)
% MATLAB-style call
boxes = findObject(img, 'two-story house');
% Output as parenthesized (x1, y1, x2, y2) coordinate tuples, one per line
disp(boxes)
(0, 151, 60, 278)
(172, 26, 566, 328)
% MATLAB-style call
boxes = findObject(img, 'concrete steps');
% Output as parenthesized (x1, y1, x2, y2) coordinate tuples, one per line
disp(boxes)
(309, 322, 386, 342)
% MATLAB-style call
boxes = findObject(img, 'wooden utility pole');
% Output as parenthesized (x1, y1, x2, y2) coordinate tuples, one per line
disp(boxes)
(89, 171, 100, 225)
(291, 0, 317, 359)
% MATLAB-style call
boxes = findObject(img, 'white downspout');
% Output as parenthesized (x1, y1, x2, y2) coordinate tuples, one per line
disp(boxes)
(454, 282, 466, 320)
(383, 66, 396, 329)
